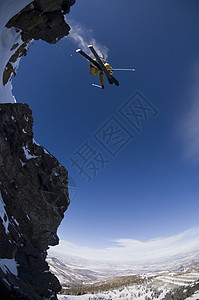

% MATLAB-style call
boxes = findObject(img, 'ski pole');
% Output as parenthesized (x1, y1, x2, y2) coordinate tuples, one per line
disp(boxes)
(107, 68, 136, 71)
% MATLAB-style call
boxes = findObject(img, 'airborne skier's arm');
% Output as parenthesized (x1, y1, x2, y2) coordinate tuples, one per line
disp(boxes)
(105, 62, 113, 75)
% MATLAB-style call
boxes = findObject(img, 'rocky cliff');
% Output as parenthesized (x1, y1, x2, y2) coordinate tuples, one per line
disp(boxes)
(0, 0, 75, 299)
(0, 104, 69, 299)
(3, 0, 75, 88)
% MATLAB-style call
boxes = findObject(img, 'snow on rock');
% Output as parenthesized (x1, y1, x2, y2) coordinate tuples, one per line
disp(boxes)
(22, 145, 40, 160)
(0, 258, 18, 276)
(33, 138, 40, 146)
(0, 191, 9, 234)
(0, 0, 32, 103)
(0, 0, 75, 104)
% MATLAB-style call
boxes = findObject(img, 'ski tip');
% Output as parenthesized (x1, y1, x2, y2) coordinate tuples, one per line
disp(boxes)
(88, 45, 93, 48)
(76, 49, 81, 52)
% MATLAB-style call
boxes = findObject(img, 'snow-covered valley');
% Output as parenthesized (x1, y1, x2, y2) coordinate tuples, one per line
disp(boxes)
(56, 268, 199, 300)
(47, 250, 199, 300)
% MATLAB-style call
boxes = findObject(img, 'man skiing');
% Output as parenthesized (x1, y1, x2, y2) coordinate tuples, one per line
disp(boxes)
(76, 45, 119, 88)
(77, 45, 134, 88)
(89, 58, 113, 89)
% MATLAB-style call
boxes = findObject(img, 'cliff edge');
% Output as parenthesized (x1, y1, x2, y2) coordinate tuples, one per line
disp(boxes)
(0, 0, 75, 299)
(0, 0, 75, 103)
(0, 104, 69, 299)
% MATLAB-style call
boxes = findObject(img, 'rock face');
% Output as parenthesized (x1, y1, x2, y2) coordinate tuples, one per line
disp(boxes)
(0, 0, 75, 298)
(0, 103, 69, 299)
(6, 0, 75, 44)
(3, 0, 75, 86)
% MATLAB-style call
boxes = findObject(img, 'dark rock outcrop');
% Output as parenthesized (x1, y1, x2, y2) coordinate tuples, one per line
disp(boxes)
(6, 0, 75, 44)
(3, 0, 75, 85)
(0, 103, 69, 299)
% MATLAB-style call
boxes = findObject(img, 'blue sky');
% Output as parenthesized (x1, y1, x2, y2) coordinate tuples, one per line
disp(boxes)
(13, 0, 199, 259)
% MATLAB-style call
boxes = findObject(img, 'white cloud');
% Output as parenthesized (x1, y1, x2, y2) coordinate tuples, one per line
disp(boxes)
(178, 59, 199, 162)
(66, 19, 108, 60)
(52, 226, 199, 263)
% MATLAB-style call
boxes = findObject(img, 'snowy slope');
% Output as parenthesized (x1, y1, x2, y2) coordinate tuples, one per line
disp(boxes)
(56, 268, 199, 300)
(47, 250, 199, 300)
(0, 0, 32, 103)
(186, 291, 199, 300)
(57, 290, 199, 300)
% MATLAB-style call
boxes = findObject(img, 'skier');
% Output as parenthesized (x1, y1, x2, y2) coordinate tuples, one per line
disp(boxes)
(76, 46, 119, 87)
(89, 58, 113, 89)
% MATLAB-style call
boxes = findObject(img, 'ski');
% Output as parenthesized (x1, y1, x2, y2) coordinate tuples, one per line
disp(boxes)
(76, 49, 102, 70)
(88, 45, 119, 86)
(92, 83, 102, 89)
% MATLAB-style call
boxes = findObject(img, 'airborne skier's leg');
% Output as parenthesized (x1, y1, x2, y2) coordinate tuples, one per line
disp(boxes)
(89, 61, 104, 89)
(99, 72, 105, 89)
(89, 62, 99, 76)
